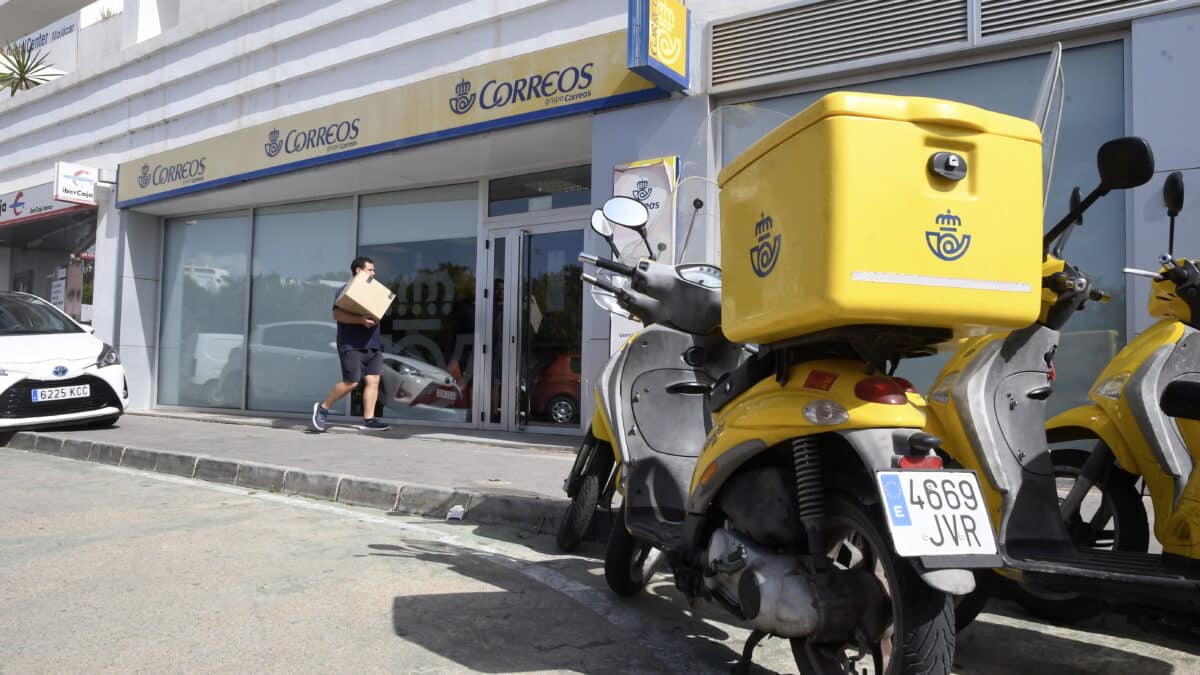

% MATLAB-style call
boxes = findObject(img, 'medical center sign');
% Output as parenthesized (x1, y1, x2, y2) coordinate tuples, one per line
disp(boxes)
(117, 31, 663, 208)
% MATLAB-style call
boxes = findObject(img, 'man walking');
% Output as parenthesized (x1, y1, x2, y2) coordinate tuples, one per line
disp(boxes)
(311, 257, 391, 432)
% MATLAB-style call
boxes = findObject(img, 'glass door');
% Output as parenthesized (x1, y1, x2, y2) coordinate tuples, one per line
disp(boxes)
(481, 223, 584, 432)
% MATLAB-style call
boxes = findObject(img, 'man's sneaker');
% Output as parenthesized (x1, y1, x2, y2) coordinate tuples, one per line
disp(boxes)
(311, 402, 328, 432)
(358, 417, 391, 432)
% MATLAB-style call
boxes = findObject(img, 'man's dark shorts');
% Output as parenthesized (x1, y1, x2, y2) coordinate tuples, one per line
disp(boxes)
(339, 348, 383, 384)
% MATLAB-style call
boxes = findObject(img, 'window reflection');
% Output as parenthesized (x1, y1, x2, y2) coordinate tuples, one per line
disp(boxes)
(158, 212, 250, 408)
(357, 185, 478, 423)
(246, 198, 355, 414)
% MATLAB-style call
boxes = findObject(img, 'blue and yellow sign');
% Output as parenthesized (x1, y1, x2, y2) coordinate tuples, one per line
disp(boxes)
(116, 31, 666, 208)
(627, 0, 690, 92)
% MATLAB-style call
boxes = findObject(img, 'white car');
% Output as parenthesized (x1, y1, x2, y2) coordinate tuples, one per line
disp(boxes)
(0, 291, 128, 430)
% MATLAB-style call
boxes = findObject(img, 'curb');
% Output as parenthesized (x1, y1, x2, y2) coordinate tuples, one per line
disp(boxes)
(4, 430, 570, 534)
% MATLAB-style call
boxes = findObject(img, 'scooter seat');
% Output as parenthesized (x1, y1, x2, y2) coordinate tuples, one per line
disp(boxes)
(1160, 379, 1200, 421)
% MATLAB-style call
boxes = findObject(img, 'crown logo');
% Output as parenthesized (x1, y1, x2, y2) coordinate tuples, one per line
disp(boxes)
(264, 127, 283, 158)
(926, 209, 971, 261)
(750, 213, 782, 278)
(450, 79, 477, 115)
(632, 179, 652, 201)
(137, 164, 151, 189)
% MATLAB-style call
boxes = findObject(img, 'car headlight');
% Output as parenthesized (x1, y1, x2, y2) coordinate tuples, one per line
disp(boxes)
(97, 343, 121, 368)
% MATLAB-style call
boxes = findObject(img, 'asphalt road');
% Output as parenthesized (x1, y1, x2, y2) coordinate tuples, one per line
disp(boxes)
(2, 449, 1197, 674)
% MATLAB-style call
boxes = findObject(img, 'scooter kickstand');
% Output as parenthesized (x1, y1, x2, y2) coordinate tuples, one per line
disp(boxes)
(731, 629, 768, 675)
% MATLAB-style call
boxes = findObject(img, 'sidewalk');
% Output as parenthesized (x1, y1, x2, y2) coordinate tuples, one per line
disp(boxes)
(2, 411, 583, 533)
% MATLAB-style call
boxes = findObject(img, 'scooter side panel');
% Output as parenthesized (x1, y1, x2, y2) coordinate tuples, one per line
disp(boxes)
(692, 358, 928, 498)
(1046, 403, 1143, 477)
(941, 324, 1074, 550)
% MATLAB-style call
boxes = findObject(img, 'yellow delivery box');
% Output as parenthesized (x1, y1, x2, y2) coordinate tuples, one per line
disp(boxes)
(718, 92, 1044, 345)
(335, 272, 396, 321)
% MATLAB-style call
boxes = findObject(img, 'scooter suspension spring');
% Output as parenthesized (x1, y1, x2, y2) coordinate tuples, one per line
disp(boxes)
(791, 436, 826, 567)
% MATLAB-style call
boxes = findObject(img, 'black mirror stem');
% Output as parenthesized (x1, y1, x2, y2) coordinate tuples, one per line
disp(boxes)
(1043, 184, 1108, 258)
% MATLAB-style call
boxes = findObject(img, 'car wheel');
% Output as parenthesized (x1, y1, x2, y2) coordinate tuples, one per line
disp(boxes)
(547, 395, 578, 425)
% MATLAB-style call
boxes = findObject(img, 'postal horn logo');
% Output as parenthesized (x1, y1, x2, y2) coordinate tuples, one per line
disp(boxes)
(926, 209, 971, 261)
(450, 79, 476, 115)
(137, 164, 151, 189)
(650, 0, 683, 64)
(750, 212, 781, 278)
(632, 179, 652, 202)
(265, 128, 282, 158)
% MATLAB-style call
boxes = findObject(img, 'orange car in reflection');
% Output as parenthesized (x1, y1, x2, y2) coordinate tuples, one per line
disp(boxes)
(531, 353, 581, 424)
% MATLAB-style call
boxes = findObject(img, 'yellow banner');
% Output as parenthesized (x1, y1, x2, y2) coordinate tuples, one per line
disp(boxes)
(117, 31, 662, 207)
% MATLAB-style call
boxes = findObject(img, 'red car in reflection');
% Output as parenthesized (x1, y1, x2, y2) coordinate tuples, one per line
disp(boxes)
(531, 354, 581, 425)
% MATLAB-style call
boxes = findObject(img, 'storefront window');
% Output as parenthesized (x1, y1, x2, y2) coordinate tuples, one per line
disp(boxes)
(723, 41, 1125, 414)
(158, 211, 250, 408)
(246, 198, 355, 414)
(488, 165, 591, 217)
(357, 184, 478, 423)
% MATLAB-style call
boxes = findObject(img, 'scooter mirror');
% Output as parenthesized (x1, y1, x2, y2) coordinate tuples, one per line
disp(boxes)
(590, 209, 615, 238)
(1164, 171, 1185, 218)
(602, 196, 650, 229)
(1096, 137, 1155, 190)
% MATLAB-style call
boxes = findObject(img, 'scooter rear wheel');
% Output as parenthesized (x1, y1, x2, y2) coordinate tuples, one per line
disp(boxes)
(793, 496, 954, 675)
(604, 516, 655, 596)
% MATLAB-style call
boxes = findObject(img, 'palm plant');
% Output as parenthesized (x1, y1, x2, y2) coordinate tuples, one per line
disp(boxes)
(0, 43, 55, 96)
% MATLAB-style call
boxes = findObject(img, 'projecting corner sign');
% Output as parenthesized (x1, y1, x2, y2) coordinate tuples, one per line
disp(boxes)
(627, 0, 690, 92)
(116, 31, 667, 209)
(53, 162, 99, 206)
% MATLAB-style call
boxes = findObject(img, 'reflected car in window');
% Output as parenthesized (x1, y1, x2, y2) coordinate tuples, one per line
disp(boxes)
(531, 353, 581, 425)
(0, 292, 128, 430)
(224, 320, 463, 421)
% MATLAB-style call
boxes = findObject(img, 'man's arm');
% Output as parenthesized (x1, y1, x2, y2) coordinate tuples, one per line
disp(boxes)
(333, 308, 376, 326)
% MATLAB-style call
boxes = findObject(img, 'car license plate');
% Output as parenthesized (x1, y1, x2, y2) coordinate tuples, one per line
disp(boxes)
(31, 384, 91, 402)
(875, 470, 997, 558)
(435, 388, 456, 401)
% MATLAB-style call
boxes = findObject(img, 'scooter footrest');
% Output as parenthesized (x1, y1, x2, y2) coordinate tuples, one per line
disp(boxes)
(1008, 548, 1198, 587)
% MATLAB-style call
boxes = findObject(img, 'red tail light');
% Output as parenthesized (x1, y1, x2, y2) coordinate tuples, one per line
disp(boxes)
(855, 377, 908, 405)
(893, 377, 918, 394)
(899, 455, 944, 469)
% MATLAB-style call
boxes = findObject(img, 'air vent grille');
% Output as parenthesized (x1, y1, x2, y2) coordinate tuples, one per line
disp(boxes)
(981, 0, 1169, 36)
(711, 0, 968, 88)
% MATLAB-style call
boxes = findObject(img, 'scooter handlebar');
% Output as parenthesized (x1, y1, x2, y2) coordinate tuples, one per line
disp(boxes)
(579, 253, 636, 277)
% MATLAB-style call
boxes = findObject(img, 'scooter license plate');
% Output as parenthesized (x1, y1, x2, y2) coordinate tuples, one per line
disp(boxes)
(875, 470, 998, 558)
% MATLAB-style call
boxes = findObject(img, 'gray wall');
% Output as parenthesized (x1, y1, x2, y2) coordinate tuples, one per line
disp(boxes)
(1130, 6, 1200, 334)
(580, 94, 713, 424)
(94, 184, 161, 410)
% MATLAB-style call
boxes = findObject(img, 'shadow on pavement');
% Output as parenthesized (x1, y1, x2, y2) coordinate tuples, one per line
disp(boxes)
(977, 597, 1200, 659)
(366, 539, 779, 674)
(955, 611, 1178, 674)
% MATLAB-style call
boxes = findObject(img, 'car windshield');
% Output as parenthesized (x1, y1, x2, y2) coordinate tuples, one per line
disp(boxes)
(0, 294, 82, 335)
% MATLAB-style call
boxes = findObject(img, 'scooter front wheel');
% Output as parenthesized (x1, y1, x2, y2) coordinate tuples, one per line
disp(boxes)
(1009, 446, 1149, 625)
(555, 448, 613, 552)
(604, 518, 657, 596)
(793, 495, 954, 675)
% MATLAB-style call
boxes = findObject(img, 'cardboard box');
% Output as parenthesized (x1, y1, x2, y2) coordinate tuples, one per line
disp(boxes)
(335, 272, 396, 320)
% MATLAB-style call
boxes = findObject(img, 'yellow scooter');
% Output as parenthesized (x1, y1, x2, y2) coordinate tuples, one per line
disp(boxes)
(582, 92, 1051, 674)
(923, 141, 1200, 637)
(1032, 171, 1200, 627)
